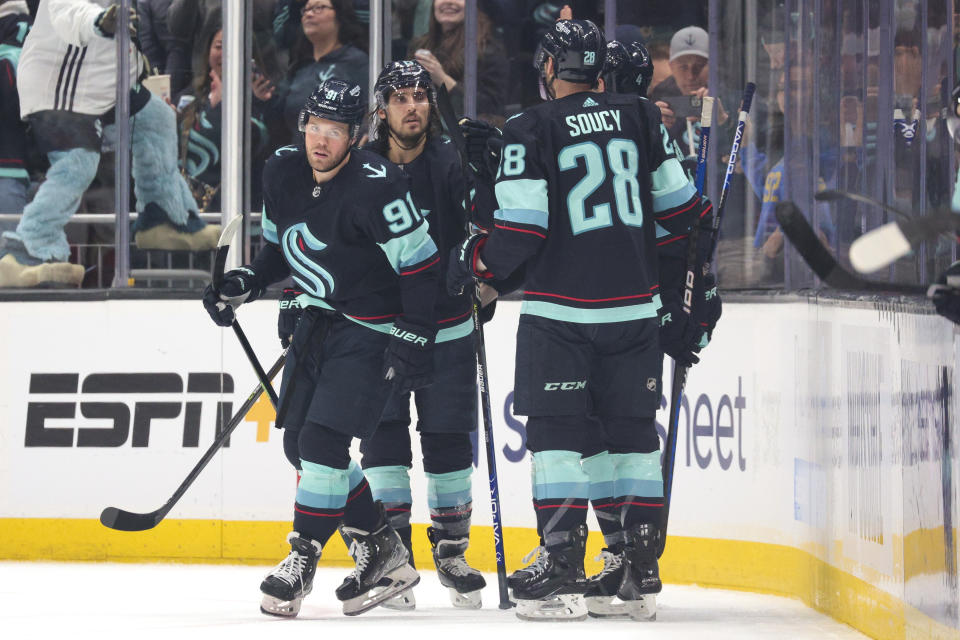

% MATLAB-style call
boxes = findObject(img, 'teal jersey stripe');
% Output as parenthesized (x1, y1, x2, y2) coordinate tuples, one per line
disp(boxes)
(296, 487, 348, 509)
(262, 205, 278, 243)
(495, 178, 549, 217)
(588, 480, 616, 500)
(614, 478, 664, 499)
(426, 469, 472, 508)
(653, 173, 697, 213)
(378, 223, 437, 273)
(369, 487, 413, 503)
(428, 489, 473, 509)
(494, 207, 549, 229)
(521, 295, 661, 324)
(533, 480, 591, 500)
(346, 459, 365, 490)
(0, 168, 28, 179)
(364, 465, 411, 491)
(654, 222, 671, 238)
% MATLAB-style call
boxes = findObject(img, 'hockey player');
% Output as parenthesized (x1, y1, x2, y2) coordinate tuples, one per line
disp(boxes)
(202, 78, 439, 617)
(448, 20, 715, 621)
(358, 59, 487, 610)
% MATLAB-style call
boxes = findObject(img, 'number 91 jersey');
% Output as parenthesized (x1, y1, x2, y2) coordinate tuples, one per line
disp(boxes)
(481, 91, 701, 325)
(261, 147, 439, 327)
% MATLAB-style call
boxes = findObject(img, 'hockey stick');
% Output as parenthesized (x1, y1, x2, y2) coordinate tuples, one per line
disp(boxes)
(213, 217, 280, 410)
(658, 94, 719, 558)
(774, 200, 925, 294)
(99, 351, 288, 531)
(436, 84, 513, 609)
(849, 214, 960, 273)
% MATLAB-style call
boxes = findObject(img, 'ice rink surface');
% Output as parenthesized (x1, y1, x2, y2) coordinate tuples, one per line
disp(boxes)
(1, 562, 868, 639)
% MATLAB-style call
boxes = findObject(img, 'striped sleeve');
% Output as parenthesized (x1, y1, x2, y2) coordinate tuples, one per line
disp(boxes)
(480, 114, 548, 279)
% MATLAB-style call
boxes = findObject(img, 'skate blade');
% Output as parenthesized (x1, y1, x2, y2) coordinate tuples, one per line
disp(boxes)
(260, 594, 303, 617)
(515, 594, 587, 621)
(342, 564, 420, 616)
(379, 586, 416, 611)
(585, 595, 632, 619)
(624, 594, 657, 621)
(449, 587, 482, 609)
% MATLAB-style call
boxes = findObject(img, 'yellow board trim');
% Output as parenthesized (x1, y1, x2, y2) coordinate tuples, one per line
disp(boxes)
(1, 518, 957, 640)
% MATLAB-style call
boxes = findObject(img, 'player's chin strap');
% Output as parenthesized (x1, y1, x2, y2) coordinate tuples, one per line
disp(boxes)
(387, 127, 427, 151)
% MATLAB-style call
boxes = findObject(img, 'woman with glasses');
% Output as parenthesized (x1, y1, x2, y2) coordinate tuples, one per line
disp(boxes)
(274, 0, 369, 140)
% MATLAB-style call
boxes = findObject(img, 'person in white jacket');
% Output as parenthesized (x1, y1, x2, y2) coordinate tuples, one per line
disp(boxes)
(0, 0, 219, 288)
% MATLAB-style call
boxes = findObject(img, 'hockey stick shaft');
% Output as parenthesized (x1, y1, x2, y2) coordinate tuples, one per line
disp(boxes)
(435, 84, 512, 607)
(658, 95, 714, 558)
(100, 351, 287, 531)
(231, 320, 279, 410)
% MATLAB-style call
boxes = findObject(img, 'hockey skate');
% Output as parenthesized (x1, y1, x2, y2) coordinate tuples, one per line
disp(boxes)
(378, 526, 416, 611)
(0, 239, 83, 288)
(428, 527, 486, 608)
(584, 546, 631, 619)
(513, 525, 588, 622)
(616, 524, 661, 621)
(259, 532, 322, 617)
(134, 203, 219, 251)
(336, 523, 420, 616)
(507, 543, 549, 592)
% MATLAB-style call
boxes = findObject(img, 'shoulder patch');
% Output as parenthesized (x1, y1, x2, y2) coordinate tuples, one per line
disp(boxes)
(274, 145, 299, 157)
(363, 162, 387, 179)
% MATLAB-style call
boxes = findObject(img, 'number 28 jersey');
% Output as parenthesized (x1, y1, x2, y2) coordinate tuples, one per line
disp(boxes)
(479, 91, 703, 324)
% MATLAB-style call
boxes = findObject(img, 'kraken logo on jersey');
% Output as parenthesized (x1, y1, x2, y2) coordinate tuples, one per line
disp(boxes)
(282, 223, 336, 298)
(363, 162, 387, 179)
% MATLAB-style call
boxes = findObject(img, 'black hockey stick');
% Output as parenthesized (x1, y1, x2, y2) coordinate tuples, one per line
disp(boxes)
(815, 189, 915, 224)
(658, 95, 721, 558)
(213, 217, 280, 410)
(99, 351, 287, 531)
(436, 84, 513, 609)
(774, 200, 925, 294)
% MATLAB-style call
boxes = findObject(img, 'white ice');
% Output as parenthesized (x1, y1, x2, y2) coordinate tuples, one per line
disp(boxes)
(0, 562, 868, 639)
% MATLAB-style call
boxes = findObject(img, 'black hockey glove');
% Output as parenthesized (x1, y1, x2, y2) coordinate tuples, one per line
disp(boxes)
(459, 117, 502, 183)
(701, 273, 722, 342)
(447, 233, 492, 295)
(383, 319, 437, 393)
(928, 260, 960, 325)
(278, 287, 304, 348)
(94, 4, 139, 39)
(202, 267, 265, 327)
(658, 296, 704, 368)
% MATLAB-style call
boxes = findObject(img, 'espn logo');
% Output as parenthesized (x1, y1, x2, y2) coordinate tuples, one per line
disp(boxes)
(543, 381, 586, 391)
(24, 373, 236, 448)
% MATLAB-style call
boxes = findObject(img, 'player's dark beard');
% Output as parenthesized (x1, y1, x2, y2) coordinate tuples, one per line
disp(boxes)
(388, 127, 426, 151)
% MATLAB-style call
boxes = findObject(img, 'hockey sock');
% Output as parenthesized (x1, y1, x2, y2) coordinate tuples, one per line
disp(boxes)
(364, 465, 413, 531)
(294, 460, 349, 544)
(611, 452, 664, 530)
(341, 460, 381, 533)
(531, 450, 589, 549)
(582, 451, 624, 548)
(426, 468, 473, 539)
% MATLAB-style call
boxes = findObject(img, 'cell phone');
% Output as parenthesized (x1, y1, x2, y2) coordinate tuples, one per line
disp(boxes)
(663, 95, 702, 120)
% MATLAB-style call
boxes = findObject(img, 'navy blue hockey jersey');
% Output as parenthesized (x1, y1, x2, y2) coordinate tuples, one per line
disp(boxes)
(479, 91, 709, 323)
(256, 146, 439, 330)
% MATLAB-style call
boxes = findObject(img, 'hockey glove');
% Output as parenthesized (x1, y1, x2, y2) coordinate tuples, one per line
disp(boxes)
(202, 267, 265, 327)
(928, 260, 960, 325)
(94, 4, 139, 39)
(701, 273, 722, 343)
(383, 319, 437, 393)
(459, 118, 502, 183)
(658, 296, 704, 368)
(278, 287, 304, 348)
(447, 233, 492, 295)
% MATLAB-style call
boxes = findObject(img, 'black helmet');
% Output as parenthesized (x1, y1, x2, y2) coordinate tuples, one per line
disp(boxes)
(603, 40, 653, 97)
(374, 60, 436, 109)
(534, 19, 606, 96)
(299, 79, 366, 139)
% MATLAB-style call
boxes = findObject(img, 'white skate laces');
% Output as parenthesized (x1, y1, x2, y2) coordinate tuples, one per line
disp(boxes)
(270, 549, 309, 587)
(347, 539, 371, 578)
(594, 549, 623, 577)
(439, 554, 475, 577)
(521, 546, 550, 576)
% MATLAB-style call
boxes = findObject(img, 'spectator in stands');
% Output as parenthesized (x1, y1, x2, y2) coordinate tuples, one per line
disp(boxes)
(650, 26, 728, 157)
(176, 7, 274, 212)
(0, 0, 31, 229)
(408, 0, 507, 123)
(0, 0, 217, 289)
(137, 0, 192, 95)
(276, 0, 368, 137)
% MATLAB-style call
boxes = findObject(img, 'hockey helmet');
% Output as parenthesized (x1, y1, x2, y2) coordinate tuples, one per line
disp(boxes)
(603, 40, 653, 98)
(374, 60, 436, 110)
(299, 79, 366, 140)
(534, 19, 606, 98)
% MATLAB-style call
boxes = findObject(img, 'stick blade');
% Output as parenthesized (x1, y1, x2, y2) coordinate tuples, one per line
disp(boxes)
(217, 216, 243, 249)
(775, 201, 860, 288)
(849, 222, 911, 273)
(99, 506, 163, 532)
